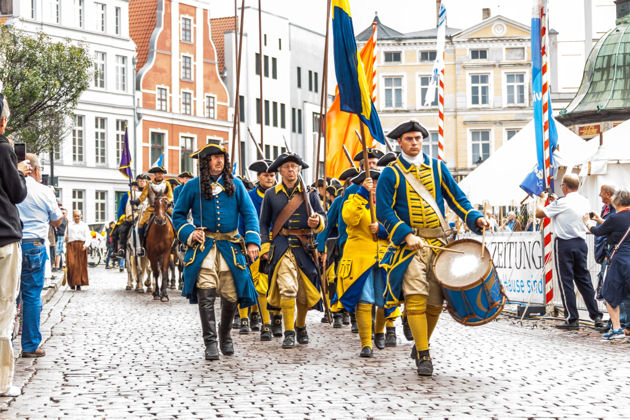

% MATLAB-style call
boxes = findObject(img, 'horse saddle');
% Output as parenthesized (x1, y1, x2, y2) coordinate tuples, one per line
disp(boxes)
(145, 213, 174, 241)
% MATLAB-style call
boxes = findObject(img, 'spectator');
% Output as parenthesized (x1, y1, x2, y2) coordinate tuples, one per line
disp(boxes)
(47, 225, 56, 271)
(586, 187, 630, 340)
(535, 173, 603, 330)
(65, 210, 89, 291)
(16, 153, 63, 358)
(105, 221, 116, 269)
(486, 211, 499, 232)
(505, 211, 522, 232)
(0, 94, 31, 397)
(54, 208, 67, 270)
(593, 185, 617, 303)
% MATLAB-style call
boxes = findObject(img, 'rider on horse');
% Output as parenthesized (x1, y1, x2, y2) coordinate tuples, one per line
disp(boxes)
(131, 166, 173, 257)
(114, 173, 150, 257)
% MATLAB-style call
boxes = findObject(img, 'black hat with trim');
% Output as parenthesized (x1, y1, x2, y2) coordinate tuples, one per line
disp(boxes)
(148, 166, 167, 174)
(351, 169, 381, 185)
(386, 120, 429, 140)
(191, 143, 228, 159)
(267, 152, 309, 173)
(338, 167, 361, 182)
(131, 181, 139, 187)
(166, 178, 180, 187)
(377, 151, 400, 167)
(177, 171, 194, 179)
(248, 159, 276, 174)
(352, 148, 384, 162)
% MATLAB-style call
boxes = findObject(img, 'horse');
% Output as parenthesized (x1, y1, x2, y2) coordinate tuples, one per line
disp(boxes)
(145, 192, 175, 302)
(169, 242, 186, 291)
(125, 221, 151, 293)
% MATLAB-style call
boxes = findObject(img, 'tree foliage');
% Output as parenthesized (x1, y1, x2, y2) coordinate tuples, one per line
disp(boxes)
(0, 25, 91, 153)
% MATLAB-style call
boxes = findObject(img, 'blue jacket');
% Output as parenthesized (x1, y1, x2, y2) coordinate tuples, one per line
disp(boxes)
(116, 191, 129, 221)
(238, 186, 266, 236)
(173, 176, 260, 306)
(172, 184, 183, 206)
(316, 194, 344, 253)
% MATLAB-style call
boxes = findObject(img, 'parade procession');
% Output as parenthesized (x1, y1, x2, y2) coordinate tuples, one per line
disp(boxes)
(2, 0, 630, 417)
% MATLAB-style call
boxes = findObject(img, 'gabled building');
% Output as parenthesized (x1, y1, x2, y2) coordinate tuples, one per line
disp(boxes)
(130, 0, 230, 175)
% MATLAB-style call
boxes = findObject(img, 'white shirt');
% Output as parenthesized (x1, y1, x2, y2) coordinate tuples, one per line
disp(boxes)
(401, 151, 424, 167)
(542, 192, 590, 240)
(67, 221, 90, 243)
(17, 177, 63, 241)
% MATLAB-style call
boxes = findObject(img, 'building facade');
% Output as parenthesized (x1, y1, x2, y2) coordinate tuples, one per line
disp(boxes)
(130, 0, 230, 176)
(2, 0, 137, 226)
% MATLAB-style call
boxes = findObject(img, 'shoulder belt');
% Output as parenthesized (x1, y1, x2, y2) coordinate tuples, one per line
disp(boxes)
(271, 193, 304, 241)
(393, 161, 452, 238)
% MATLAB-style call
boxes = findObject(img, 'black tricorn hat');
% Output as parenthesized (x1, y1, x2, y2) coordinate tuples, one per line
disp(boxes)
(314, 177, 335, 188)
(377, 151, 400, 167)
(386, 120, 429, 140)
(353, 148, 384, 162)
(191, 143, 227, 159)
(267, 152, 309, 173)
(326, 180, 343, 196)
(248, 159, 276, 174)
(148, 166, 167, 174)
(338, 167, 361, 181)
(166, 178, 180, 187)
(178, 171, 194, 179)
(351, 169, 381, 185)
(131, 181, 139, 187)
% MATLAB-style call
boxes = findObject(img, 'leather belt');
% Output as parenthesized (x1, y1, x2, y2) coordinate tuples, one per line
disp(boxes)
(21, 238, 44, 245)
(279, 228, 312, 236)
(204, 229, 239, 242)
(413, 227, 451, 239)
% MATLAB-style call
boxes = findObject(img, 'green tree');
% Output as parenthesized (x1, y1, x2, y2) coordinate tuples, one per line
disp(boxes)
(0, 25, 91, 153)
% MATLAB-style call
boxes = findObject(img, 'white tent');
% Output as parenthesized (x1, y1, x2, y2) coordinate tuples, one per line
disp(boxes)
(458, 119, 594, 206)
(578, 119, 630, 211)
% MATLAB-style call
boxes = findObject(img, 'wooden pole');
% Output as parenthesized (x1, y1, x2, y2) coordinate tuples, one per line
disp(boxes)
(258, 0, 264, 151)
(315, 0, 331, 189)
(231, 0, 245, 174)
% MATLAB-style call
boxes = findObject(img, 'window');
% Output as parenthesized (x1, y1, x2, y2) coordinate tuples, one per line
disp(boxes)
(77, 0, 83, 27)
(419, 75, 438, 107)
(471, 49, 487, 60)
(264, 100, 270, 126)
(72, 190, 85, 216)
(264, 34, 267, 46)
(281, 147, 287, 155)
(470, 74, 489, 105)
(506, 47, 525, 61)
(30, 0, 36, 19)
(297, 67, 301, 88)
(291, 108, 296, 133)
(422, 132, 439, 158)
(181, 91, 192, 115)
(308, 70, 313, 91)
(314, 72, 318, 93)
(419, 50, 437, 62)
(180, 136, 194, 172)
(256, 98, 261, 124)
(384, 76, 403, 108)
(150, 132, 164, 165)
(181, 55, 192, 80)
(115, 6, 121, 35)
(280, 103, 286, 128)
(312, 112, 321, 133)
(265, 145, 271, 160)
(115, 191, 126, 216)
(94, 52, 105, 88)
(297, 109, 302, 134)
(239, 95, 245, 122)
(72, 115, 84, 163)
(95, 191, 106, 223)
(272, 57, 277, 79)
(384, 51, 402, 63)
(96, 3, 106, 32)
(181, 17, 192, 42)
(273, 146, 279, 159)
(255, 53, 261, 75)
(115, 119, 127, 163)
(95, 117, 106, 164)
(54, 0, 60, 23)
(156, 87, 168, 111)
(53, 143, 61, 161)
(205, 95, 216, 119)
(506, 128, 519, 140)
(272, 102, 278, 127)
(278, 38, 282, 50)
(264, 55, 269, 78)
(471, 130, 491, 164)
(506, 73, 525, 105)
(115, 55, 127, 92)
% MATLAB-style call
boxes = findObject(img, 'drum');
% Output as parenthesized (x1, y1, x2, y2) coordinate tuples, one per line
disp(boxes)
(432, 239, 506, 326)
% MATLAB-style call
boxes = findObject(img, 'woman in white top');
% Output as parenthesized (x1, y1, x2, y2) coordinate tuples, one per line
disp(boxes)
(65, 210, 90, 290)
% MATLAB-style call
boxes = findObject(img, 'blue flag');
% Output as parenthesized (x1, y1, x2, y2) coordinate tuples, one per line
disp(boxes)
(118, 126, 133, 180)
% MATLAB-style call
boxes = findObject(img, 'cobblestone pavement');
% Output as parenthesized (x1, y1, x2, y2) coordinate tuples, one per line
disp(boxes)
(2, 267, 630, 418)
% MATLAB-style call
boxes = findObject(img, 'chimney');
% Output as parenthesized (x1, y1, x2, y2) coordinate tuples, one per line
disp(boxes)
(436, 0, 441, 27)
(482, 8, 491, 20)
(616, 0, 630, 22)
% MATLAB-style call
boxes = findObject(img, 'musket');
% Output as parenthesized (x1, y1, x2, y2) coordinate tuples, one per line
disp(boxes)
(247, 127, 266, 159)
(342, 145, 357, 169)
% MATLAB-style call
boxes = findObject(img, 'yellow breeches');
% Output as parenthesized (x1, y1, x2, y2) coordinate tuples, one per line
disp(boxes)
(268, 250, 321, 310)
(375, 307, 386, 334)
(139, 207, 154, 227)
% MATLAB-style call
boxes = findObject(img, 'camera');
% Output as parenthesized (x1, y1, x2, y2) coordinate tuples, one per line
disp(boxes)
(14, 142, 26, 162)
(589, 212, 596, 219)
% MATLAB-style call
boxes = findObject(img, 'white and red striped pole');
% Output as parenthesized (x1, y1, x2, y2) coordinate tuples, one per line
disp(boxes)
(437, 63, 445, 162)
(371, 22, 377, 103)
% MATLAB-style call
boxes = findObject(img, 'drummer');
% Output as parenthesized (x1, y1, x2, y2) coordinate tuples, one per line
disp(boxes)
(376, 120, 488, 376)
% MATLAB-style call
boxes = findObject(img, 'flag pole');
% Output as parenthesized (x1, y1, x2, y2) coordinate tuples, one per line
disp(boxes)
(258, 0, 264, 151)
(356, 126, 377, 241)
(315, 0, 332, 192)
(231, 0, 245, 175)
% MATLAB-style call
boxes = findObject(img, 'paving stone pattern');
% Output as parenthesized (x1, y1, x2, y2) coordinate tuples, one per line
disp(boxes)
(2, 268, 630, 418)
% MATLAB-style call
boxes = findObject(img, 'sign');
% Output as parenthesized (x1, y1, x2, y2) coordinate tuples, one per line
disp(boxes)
(578, 124, 601, 137)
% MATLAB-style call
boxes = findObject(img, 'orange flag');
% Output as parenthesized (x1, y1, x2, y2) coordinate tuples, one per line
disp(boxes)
(326, 22, 377, 179)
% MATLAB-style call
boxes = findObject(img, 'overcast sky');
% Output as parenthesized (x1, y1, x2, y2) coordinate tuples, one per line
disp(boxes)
(209, 0, 539, 35)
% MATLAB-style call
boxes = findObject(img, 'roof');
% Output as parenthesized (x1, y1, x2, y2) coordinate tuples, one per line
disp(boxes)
(356, 14, 459, 42)
(210, 16, 237, 73)
(129, 0, 158, 71)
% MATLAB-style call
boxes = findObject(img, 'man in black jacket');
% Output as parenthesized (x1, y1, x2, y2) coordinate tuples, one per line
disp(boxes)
(0, 95, 31, 397)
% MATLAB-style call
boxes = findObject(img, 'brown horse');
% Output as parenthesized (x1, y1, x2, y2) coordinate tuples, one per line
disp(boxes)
(145, 192, 175, 302)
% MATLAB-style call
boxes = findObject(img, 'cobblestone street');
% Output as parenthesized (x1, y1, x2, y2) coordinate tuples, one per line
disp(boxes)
(1, 267, 629, 418)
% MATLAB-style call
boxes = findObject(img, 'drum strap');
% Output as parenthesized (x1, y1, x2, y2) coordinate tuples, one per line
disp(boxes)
(394, 162, 453, 239)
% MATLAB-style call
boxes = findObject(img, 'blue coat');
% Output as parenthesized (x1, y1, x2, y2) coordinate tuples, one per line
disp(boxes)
(173, 176, 260, 306)
(376, 154, 483, 307)
(172, 184, 183, 206)
(116, 191, 129, 221)
(316, 194, 343, 253)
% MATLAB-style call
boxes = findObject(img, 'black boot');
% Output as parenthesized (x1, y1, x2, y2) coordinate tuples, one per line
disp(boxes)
(295, 325, 309, 344)
(219, 299, 237, 355)
(332, 313, 343, 329)
(260, 323, 272, 341)
(374, 333, 385, 349)
(385, 326, 397, 347)
(282, 330, 296, 348)
(232, 311, 241, 329)
(402, 315, 413, 341)
(250, 312, 261, 331)
(350, 312, 358, 333)
(416, 349, 433, 376)
(360, 346, 373, 358)
(197, 288, 219, 361)
(271, 314, 283, 337)
(342, 311, 350, 325)
(239, 318, 250, 335)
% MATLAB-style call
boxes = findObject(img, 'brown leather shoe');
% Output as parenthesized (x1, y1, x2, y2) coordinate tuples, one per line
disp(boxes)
(21, 347, 45, 358)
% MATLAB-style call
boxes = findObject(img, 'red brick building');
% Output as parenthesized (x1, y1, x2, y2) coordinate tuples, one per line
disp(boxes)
(130, 0, 231, 175)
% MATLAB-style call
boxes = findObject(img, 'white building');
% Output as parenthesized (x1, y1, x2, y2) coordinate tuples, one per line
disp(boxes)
(3, 0, 137, 227)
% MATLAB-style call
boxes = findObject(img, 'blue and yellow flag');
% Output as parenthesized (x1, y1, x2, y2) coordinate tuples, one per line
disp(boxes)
(118, 125, 133, 180)
(332, 0, 384, 144)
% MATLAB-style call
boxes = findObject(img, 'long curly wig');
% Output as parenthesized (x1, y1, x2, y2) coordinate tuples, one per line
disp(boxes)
(199, 152, 235, 199)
